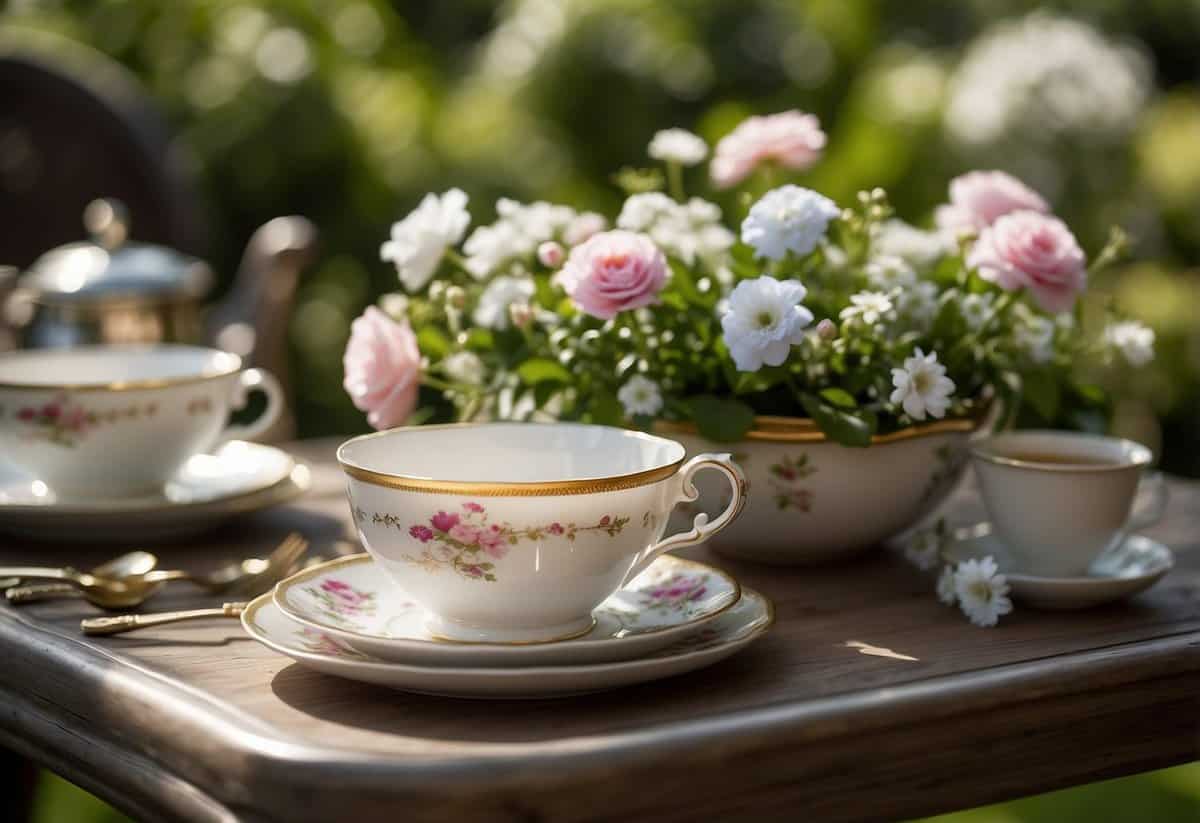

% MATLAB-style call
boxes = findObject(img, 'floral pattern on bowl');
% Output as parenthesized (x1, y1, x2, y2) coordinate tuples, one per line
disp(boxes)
(273, 552, 743, 666)
(357, 501, 634, 582)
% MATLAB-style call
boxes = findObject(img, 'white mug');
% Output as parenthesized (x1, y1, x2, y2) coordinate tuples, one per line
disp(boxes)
(971, 430, 1162, 577)
(0, 344, 282, 498)
(338, 422, 746, 644)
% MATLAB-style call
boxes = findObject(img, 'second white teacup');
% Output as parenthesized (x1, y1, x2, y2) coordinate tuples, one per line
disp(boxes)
(971, 430, 1160, 577)
(0, 344, 282, 498)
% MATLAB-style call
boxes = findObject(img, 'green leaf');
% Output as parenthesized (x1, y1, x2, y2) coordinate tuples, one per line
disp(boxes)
(799, 393, 873, 448)
(819, 387, 858, 409)
(588, 391, 624, 426)
(1021, 368, 1061, 421)
(417, 327, 450, 359)
(517, 358, 572, 386)
(686, 395, 755, 443)
(464, 328, 494, 351)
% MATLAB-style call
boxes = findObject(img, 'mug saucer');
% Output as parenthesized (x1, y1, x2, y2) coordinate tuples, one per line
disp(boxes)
(0, 441, 308, 541)
(244, 587, 773, 699)
(273, 553, 741, 667)
(945, 523, 1174, 610)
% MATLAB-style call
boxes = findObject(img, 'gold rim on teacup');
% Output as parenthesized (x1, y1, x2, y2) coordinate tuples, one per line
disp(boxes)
(337, 422, 688, 497)
(0, 344, 242, 392)
(971, 430, 1153, 474)
(273, 553, 743, 647)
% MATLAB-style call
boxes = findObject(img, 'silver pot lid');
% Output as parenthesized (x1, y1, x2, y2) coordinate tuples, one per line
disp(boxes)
(20, 199, 212, 304)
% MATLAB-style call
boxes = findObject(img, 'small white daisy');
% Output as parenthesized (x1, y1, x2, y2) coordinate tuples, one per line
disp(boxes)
(953, 556, 1013, 627)
(905, 528, 943, 571)
(960, 292, 994, 331)
(618, 375, 664, 417)
(865, 255, 918, 290)
(381, 189, 471, 291)
(647, 128, 708, 166)
(937, 565, 958, 605)
(890, 348, 956, 421)
(1104, 320, 1156, 367)
(840, 291, 895, 326)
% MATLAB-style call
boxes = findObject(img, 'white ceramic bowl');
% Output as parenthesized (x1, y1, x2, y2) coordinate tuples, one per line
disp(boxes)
(0, 344, 281, 498)
(337, 423, 746, 644)
(662, 415, 987, 565)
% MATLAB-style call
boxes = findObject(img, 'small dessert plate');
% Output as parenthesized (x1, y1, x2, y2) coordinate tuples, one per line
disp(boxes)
(0, 441, 308, 541)
(243, 587, 773, 699)
(946, 523, 1175, 610)
(274, 553, 741, 666)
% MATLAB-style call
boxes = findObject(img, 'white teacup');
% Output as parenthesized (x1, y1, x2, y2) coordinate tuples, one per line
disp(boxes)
(337, 423, 746, 644)
(0, 344, 282, 498)
(970, 430, 1162, 577)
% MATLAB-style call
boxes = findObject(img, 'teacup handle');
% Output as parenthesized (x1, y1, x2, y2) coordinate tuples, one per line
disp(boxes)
(217, 368, 284, 444)
(619, 453, 747, 587)
(1128, 470, 1169, 532)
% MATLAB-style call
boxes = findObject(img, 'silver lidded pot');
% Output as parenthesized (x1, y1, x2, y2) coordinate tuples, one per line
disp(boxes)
(8, 198, 213, 348)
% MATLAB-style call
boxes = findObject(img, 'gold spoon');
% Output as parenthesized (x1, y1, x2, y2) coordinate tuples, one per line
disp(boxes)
(6, 551, 158, 603)
(0, 533, 307, 610)
(82, 602, 246, 635)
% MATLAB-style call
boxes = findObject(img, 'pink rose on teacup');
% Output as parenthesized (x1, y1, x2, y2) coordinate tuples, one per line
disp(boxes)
(477, 525, 509, 558)
(935, 170, 1049, 235)
(967, 210, 1087, 314)
(557, 230, 668, 320)
(449, 522, 481, 546)
(709, 110, 826, 189)
(430, 511, 460, 533)
(343, 306, 421, 430)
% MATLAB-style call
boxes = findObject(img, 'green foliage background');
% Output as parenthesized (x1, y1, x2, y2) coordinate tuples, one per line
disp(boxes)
(3, 2, 1198, 816)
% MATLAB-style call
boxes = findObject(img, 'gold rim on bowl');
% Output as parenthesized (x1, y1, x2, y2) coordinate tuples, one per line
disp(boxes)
(337, 422, 687, 497)
(0, 344, 242, 392)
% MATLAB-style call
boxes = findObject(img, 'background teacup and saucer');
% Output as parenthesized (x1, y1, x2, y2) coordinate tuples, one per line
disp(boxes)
(0, 344, 307, 541)
(946, 430, 1172, 609)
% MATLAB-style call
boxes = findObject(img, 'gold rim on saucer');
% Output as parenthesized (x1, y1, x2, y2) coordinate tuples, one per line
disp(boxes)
(337, 423, 687, 497)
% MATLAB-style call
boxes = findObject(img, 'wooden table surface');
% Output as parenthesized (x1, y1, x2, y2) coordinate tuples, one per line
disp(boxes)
(0, 439, 1198, 823)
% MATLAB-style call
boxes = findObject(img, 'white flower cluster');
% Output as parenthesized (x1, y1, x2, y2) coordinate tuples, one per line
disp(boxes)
(618, 375, 664, 417)
(463, 199, 578, 278)
(741, 185, 840, 261)
(1104, 321, 1155, 367)
(647, 128, 708, 166)
(381, 189, 472, 292)
(616, 193, 734, 265)
(872, 219, 953, 268)
(944, 13, 1151, 146)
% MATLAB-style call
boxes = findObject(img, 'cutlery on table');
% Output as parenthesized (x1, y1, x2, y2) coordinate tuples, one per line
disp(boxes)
(6, 551, 159, 603)
(0, 533, 308, 610)
(82, 602, 247, 635)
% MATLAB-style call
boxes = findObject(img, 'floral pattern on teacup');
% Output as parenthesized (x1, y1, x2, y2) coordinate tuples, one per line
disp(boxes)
(8, 393, 173, 447)
(302, 578, 378, 627)
(364, 501, 634, 582)
(767, 453, 817, 512)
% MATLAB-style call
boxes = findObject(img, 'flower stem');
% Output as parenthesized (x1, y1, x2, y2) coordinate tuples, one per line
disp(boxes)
(667, 161, 685, 202)
(444, 249, 474, 279)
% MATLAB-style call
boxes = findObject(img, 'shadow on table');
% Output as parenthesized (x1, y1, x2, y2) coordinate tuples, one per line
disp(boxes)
(267, 639, 784, 744)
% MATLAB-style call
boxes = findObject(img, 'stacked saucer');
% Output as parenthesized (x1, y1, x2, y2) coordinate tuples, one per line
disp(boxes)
(244, 553, 772, 699)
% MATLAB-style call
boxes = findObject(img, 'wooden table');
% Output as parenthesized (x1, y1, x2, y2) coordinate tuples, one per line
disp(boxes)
(1, 439, 1198, 822)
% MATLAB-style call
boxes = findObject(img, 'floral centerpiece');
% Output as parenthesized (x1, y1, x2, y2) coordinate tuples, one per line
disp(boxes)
(343, 110, 1153, 566)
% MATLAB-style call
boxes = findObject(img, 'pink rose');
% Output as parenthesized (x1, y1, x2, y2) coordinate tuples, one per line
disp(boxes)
(557, 230, 668, 320)
(477, 525, 508, 559)
(935, 171, 1049, 235)
(430, 511, 460, 533)
(709, 110, 826, 189)
(462, 502, 485, 514)
(967, 211, 1087, 314)
(343, 306, 421, 430)
(409, 525, 434, 542)
(547, 522, 564, 535)
(448, 523, 481, 546)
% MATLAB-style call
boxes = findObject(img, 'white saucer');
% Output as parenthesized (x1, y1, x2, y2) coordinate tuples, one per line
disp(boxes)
(0, 441, 309, 541)
(273, 553, 741, 666)
(243, 587, 773, 699)
(946, 523, 1175, 610)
